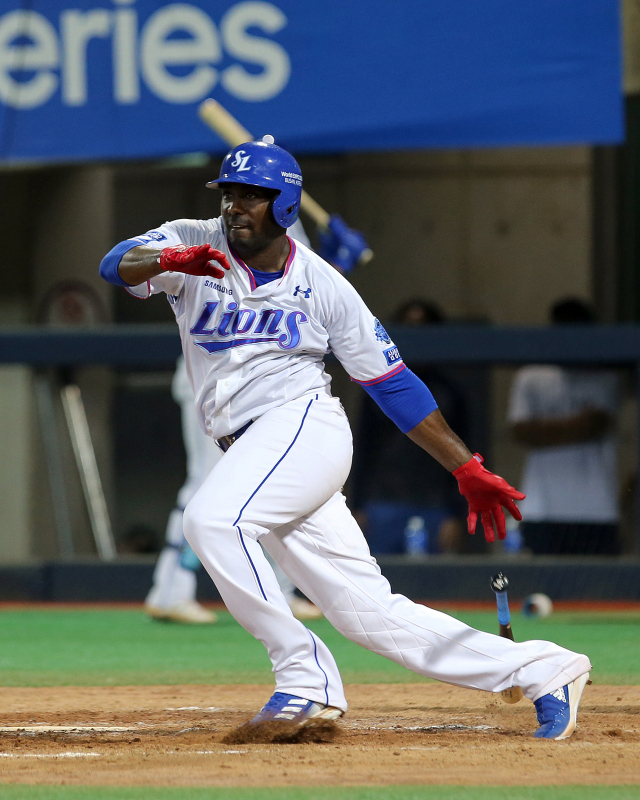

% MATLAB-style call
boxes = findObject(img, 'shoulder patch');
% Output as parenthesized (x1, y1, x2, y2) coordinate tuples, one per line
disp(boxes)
(374, 318, 391, 344)
(383, 346, 401, 366)
(137, 231, 167, 243)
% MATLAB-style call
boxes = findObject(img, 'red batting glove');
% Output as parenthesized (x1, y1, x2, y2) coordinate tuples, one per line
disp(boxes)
(158, 244, 231, 279)
(453, 454, 525, 543)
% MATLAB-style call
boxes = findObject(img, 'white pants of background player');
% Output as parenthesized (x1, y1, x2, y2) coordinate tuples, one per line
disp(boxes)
(183, 392, 590, 710)
(145, 358, 298, 611)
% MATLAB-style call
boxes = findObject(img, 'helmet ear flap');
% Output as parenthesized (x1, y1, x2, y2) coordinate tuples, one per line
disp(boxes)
(269, 194, 286, 229)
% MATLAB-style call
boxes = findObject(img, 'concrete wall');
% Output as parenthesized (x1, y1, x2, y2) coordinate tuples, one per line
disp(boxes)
(0, 168, 116, 563)
(0, 366, 32, 562)
(302, 146, 592, 325)
(0, 302, 32, 563)
(624, 0, 640, 94)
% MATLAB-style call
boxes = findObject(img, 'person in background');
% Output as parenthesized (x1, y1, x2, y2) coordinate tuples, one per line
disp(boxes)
(507, 298, 621, 555)
(352, 299, 467, 555)
(144, 355, 221, 623)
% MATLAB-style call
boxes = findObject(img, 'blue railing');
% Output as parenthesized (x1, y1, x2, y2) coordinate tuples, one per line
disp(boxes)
(2, 324, 640, 365)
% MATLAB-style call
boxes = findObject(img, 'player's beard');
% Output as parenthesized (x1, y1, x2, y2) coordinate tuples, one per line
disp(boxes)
(225, 216, 286, 261)
(227, 225, 271, 257)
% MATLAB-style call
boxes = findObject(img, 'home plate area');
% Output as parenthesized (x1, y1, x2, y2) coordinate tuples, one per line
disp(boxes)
(0, 684, 638, 787)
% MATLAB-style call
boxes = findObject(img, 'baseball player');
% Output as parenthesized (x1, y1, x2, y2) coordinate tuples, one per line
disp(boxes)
(100, 139, 591, 741)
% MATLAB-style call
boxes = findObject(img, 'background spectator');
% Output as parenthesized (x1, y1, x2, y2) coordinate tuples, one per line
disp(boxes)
(507, 298, 621, 555)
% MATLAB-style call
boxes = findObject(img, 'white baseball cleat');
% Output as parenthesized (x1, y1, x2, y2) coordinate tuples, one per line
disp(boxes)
(533, 672, 590, 740)
(288, 596, 323, 620)
(145, 600, 218, 624)
(250, 692, 342, 727)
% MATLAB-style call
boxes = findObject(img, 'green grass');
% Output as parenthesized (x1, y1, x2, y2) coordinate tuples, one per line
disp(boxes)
(1, 609, 636, 800)
(0, 786, 638, 800)
(0, 608, 638, 687)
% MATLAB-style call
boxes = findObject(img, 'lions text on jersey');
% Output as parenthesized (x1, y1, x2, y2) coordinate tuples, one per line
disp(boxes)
(126, 217, 407, 440)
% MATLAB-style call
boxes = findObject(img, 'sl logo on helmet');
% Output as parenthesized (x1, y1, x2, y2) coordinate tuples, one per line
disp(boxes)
(231, 150, 252, 171)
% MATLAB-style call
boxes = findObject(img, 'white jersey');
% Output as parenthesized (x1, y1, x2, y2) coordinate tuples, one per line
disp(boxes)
(127, 217, 403, 439)
(508, 365, 619, 523)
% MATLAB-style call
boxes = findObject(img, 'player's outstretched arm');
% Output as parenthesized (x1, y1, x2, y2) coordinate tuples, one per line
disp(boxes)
(114, 244, 231, 286)
(117, 246, 164, 286)
(405, 408, 471, 471)
(406, 410, 525, 543)
(325, 287, 523, 543)
(512, 407, 611, 447)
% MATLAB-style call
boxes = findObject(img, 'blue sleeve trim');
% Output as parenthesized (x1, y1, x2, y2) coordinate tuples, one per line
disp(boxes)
(99, 239, 146, 287)
(360, 366, 438, 433)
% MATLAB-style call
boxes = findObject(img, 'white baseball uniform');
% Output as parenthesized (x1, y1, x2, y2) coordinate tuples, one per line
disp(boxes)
(118, 216, 589, 711)
(145, 355, 221, 611)
(508, 365, 619, 522)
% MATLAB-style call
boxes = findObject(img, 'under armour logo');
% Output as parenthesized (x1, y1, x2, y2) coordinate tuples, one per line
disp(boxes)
(231, 150, 251, 171)
(294, 286, 312, 298)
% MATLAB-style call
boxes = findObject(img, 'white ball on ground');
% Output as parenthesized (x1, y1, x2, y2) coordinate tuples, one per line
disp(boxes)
(522, 593, 553, 618)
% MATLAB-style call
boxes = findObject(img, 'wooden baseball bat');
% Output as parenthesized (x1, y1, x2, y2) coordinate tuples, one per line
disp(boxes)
(197, 98, 373, 264)
(490, 573, 524, 704)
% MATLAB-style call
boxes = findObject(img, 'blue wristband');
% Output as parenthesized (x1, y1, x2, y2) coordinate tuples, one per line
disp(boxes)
(99, 239, 146, 287)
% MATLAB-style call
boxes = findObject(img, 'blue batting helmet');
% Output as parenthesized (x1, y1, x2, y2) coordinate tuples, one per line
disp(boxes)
(207, 138, 302, 228)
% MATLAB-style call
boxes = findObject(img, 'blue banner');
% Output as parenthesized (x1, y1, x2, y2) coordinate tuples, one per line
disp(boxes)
(0, 1, 623, 163)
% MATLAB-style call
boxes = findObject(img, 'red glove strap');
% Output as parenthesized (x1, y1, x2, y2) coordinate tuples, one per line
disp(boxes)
(452, 453, 484, 479)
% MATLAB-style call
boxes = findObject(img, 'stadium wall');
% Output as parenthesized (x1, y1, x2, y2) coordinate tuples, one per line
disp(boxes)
(0, 144, 596, 562)
(1, 557, 639, 602)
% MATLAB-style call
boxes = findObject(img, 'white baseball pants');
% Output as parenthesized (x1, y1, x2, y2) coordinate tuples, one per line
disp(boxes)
(184, 392, 591, 711)
(147, 366, 297, 610)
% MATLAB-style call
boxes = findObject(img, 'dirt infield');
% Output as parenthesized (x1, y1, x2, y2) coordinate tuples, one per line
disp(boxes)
(0, 684, 638, 787)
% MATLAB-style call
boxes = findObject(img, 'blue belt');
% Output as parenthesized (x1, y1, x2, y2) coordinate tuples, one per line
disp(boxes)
(216, 420, 254, 452)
